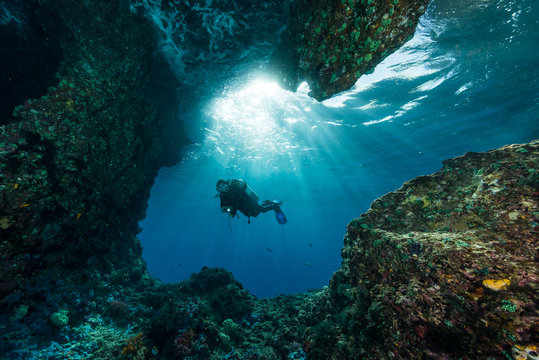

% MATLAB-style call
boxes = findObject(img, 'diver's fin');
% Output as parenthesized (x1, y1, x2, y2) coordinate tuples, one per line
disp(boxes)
(274, 209, 287, 225)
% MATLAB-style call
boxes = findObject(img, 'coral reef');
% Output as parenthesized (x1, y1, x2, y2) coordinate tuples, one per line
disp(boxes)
(272, 0, 430, 100)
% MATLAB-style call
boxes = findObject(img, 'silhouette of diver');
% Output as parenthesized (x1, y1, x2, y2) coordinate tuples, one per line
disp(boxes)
(215, 179, 287, 224)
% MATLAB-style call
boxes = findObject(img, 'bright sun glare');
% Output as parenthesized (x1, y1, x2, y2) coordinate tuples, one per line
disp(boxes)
(205, 76, 312, 166)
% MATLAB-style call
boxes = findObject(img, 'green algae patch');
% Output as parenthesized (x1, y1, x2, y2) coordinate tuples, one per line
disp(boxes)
(50, 310, 69, 327)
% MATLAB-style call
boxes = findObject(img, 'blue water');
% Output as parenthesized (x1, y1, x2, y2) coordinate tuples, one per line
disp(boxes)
(140, 0, 538, 298)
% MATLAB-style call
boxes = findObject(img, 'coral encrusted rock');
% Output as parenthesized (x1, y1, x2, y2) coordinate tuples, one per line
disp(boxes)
(304, 140, 538, 359)
(0, 0, 186, 303)
(272, 0, 430, 100)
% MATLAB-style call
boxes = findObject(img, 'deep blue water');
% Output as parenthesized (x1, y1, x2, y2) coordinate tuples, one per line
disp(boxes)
(139, 0, 538, 298)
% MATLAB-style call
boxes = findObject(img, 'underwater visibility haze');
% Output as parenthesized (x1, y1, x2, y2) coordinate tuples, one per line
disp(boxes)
(0, 0, 538, 358)
(139, 0, 538, 297)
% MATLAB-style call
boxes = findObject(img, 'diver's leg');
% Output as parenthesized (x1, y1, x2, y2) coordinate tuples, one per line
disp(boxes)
(259, 204, 277, 213)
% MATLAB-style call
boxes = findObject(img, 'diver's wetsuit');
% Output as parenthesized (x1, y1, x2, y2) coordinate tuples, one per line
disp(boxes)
(218, 179, 275, 218)
(216, 179, 286, 224)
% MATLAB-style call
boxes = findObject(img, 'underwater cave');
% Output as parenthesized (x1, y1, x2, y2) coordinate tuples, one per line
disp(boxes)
(0, 0, 537, 359)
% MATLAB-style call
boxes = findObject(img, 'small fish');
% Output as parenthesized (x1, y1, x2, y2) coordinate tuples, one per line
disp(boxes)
(308, 243, 313, 247)
(266, 248, 272, 252)
(304, 262, 312, 267)
(177, 264, 182, 267)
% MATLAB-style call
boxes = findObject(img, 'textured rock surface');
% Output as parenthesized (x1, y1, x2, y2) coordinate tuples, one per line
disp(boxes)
(131, 0, 289, 103)
(272, 0, 430, 100)
(304, 140, 538, 359)
(0, 0, 185, 318)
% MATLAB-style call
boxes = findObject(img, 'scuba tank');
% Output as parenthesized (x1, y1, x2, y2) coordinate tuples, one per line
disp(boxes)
(233, 179, 259, 203)
(244, 183, 259, 203)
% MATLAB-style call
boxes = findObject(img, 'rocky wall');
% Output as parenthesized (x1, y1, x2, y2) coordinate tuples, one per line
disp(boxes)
(0, 0, 186, 303)
(272, 0, 430, 100)
(304, 141, 538, 359)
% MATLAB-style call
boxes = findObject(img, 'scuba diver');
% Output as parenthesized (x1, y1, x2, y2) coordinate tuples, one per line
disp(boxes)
(215, 179, 287, 225)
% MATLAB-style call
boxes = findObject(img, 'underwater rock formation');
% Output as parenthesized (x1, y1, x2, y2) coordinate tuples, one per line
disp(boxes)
(0, 0, 185, 335)
(304, 140, 538, 359)
(272, 0, 430, 100)
(130, 0, 289, 103)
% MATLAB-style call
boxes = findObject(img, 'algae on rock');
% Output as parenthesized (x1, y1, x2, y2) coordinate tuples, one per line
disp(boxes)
(272, 0, 431, 100)
(313, 140, 539, 359)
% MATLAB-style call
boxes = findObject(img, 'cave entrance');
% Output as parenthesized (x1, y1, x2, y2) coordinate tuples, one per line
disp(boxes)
(138, 72, 396, 298)
(137, 0, 539, 297)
